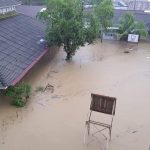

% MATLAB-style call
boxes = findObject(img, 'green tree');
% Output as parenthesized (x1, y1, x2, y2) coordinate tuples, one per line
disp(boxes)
(89, 0, 102, 5)
(133, 21, 148, 39)
(21, 0, 44, 5)
(5, 82, 31, 107)
(118, 12, 148, 40)
(38, 0, 99, 60)
(95, 0, 114, 42)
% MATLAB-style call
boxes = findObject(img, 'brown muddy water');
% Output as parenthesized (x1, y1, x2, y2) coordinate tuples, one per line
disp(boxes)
(0, 40, 150, 150)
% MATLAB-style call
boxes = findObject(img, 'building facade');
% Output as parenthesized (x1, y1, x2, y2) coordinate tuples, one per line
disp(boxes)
(0, 0, 20, 14)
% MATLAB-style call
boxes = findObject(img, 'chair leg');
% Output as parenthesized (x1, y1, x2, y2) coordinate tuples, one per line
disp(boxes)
(84, 121, 90, 144)
(109, 127, 112, 141)
(87, 122, 90, 135)
(109, 117, 114, 141)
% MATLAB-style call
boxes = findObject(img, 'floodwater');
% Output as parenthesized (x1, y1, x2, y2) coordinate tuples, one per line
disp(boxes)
(0, 40, 150, 150)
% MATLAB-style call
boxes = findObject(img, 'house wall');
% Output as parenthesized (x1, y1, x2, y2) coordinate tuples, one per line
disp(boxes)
(0, 6, 16, 14)
(16, 46, 60, 89)
(103, 32, 117, 40)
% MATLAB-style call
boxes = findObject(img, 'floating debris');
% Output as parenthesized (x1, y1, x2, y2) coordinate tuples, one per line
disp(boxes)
(44, 83, 54, 93)
(124, 50, 130, 53)
(51, 95, 62, 99)
(50, 70, 58, 73)
(132, 130, 138, 134)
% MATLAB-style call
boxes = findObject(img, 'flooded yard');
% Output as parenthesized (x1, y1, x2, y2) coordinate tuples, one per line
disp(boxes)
(0, 40, 150, 150)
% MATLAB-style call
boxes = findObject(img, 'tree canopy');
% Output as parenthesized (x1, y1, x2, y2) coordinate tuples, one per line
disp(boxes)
(21, 0, 44, 5)
(94, 0, 114, 42)
(39, 0, 99, 60)
(88, 0, 103, 5)
(118, 12, 148, 40)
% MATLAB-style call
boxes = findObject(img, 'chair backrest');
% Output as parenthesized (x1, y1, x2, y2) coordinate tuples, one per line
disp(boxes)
(90, 93, 116, 115)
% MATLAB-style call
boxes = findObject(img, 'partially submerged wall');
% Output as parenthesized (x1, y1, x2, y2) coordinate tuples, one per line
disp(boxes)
(19, 46, 60, 89)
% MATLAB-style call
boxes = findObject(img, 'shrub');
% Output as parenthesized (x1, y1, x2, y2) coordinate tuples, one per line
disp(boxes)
(0, 11, 18, 20)
(5, 82, 31, 107)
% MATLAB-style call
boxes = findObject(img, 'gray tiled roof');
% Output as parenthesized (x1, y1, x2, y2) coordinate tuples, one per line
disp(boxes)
(113, 1, 127, 7)
(0, 14, 46, 89)
(16, 5, 45, 18)
(0, 73, 6, 88)
(128, 1, 150, 11)
(85, 7, 150, 31)
(0, 0, 20, 7)
(113, 10, 150, 31)
(0, 82, 3, 88)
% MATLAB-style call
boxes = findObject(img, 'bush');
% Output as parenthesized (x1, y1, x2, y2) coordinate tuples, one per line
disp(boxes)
(5, 82, 31, 107)
(0, 11, 17, 20)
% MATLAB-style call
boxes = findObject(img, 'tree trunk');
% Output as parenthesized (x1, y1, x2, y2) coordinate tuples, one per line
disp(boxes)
(66, 52, 71, 60)
(101, 30, 103, 43)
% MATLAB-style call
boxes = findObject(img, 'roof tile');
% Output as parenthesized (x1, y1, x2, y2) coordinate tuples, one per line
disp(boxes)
(0, 14, 46, 89)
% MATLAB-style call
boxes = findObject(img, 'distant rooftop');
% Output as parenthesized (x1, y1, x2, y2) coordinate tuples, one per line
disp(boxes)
(20, 0, 44, 5)
(113, 0, 128, 10)
(128, 0, 150, 11)
(0, 0, 20, 7)
(113, 9, 150, 31)
(113, 1, 128, 7)
(16, 5, 44, 18)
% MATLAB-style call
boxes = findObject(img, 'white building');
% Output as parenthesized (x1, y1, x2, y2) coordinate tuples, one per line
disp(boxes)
(113, 0, 128, 10)
(0, 0, 20, 14)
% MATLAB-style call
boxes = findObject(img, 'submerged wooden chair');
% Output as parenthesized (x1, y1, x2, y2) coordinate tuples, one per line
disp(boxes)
(84, 93, 116, 148)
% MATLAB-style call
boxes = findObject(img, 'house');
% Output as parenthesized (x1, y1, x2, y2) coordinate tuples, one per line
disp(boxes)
(103, 9, 150, 40)
(84, 0, 128, 10)
(113, 9, 150, 32)
(128, 0, 150, 11)
(0, 0, 20, 14)
(113, 0, 128, 10)
(103, 27, 119, 40)
(0, 0, 47, 89)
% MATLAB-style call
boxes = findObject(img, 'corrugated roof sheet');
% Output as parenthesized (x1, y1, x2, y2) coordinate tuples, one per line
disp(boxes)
(0, 14, 46, 89)
(0, 0, 20, 7)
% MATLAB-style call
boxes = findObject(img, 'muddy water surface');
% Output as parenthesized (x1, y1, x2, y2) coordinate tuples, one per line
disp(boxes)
(0, 40, 150, 150)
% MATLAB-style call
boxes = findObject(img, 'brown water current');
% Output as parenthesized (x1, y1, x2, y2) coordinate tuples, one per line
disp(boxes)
(0, 40, 150, 150)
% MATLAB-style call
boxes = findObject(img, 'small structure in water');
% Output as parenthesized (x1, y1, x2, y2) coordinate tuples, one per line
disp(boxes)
(103, 27, 119, 40)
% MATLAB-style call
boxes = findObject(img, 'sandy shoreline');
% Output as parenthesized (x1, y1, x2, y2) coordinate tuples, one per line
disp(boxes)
(0, 40, 150, 150)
